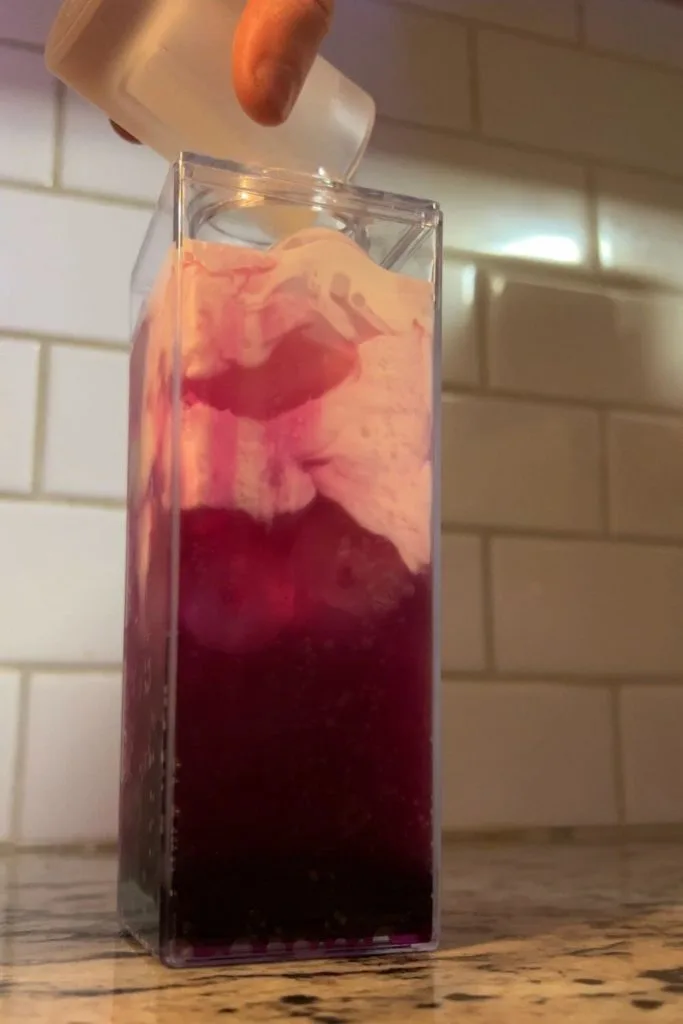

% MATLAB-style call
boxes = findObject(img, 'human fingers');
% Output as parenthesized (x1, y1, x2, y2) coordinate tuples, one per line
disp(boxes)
(232, 0, 335, 126)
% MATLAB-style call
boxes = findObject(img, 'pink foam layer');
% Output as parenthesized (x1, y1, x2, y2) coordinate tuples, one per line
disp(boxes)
(135, 228, 434, 578)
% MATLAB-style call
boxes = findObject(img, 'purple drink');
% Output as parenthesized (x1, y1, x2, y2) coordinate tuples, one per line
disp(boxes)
(119, 220, 439, 965)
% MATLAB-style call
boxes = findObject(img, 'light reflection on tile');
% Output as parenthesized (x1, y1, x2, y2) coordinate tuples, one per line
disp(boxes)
(597, 168, 683, 286)
(358, 121, 589, 263)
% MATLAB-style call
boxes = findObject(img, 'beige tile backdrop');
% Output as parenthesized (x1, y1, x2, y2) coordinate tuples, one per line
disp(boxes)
(0, 0, 682, 845)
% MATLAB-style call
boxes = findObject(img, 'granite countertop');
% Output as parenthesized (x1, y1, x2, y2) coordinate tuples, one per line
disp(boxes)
(1, 842, 683, 1022)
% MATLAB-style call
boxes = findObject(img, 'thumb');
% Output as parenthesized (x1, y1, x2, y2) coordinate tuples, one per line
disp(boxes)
(232, 0, 335, 127)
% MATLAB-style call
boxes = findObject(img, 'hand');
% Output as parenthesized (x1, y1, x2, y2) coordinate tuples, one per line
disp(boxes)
(233, 0, 335, 126)
(113, 0, 334, 142)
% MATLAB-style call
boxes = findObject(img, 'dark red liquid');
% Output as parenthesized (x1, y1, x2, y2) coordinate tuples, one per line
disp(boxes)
(171, 498, 434, 954)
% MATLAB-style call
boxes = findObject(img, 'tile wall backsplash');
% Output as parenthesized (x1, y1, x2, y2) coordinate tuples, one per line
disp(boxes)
(0, 0, 682, 844)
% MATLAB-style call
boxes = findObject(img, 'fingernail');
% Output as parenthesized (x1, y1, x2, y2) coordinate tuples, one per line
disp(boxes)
(110, 120, 141, 144)
(253, 60, 300, 124)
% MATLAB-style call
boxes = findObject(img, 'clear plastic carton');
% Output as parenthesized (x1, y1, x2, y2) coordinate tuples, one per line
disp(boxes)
(118, 154, 442, 966)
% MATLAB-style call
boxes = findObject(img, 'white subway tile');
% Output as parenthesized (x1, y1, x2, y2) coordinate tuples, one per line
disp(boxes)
(493, 538, 683, 675)
(479, 30, 683, 178)
(442, 682, 617, 828)
(442, 396, 601, 531)
(44, 346, 129, 500)
(0, 0, 58, 45)
(597, 168, 683, 287)
(609, 413, 683, 538)
(60, 90, 169, 202)
(0, 45, 55, 186)
(488, 276, 683, 408)
(442, 262, 478, 386)
(323, 0, 470, 132)
(0, 502, 125, 663)
(586, 0, 683, 71)
(0, 188, 150, 341)
(0, 339, 39, 493)
(620, 684, 683, 824)
(0, 669, 21, 842)
(19, 672, 122, 843)
(406, 0, 578, 38)
(441, 534, 485, 673)
(358, 121, 588, 262)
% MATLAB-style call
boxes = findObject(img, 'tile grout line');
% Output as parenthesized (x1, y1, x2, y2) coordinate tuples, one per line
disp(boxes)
(442, 671, 683, 687)
(442, 822, 683, 843)
(4, 823, 683, 850)
(2, 666, 676, 689)
(440, 520, 683, 550)
(479, 530, 497, 673)
(0, 175, 157, 212)
(584, 164, 602, 272)
(380, 0, 581, 49)
(597, 409, 612, 535)
(466, 23, 482, 134)
(1, 840, 117, 854)
(576, 0, 587, 47)
(610, 683, 628, 826)
(0, 38, 44, 54)
(473, 268, 490, 387)
(443, 382, 683, 421)
(41, 491, 126, 508)
(5, 823, 683, 850)
(0, 329, 129, 352)
(441, 252, 683, 299)
(0, 490, 126, 510)
(9, 671, 31, 845)
(52, 81, 66, 189)
(0, 662, 122, 675)
(373, 112, 683, 191)
(30, 344, 50, 496)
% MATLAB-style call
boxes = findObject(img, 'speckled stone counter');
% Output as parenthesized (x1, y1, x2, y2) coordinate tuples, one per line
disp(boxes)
(1, 842, 683, 1021)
